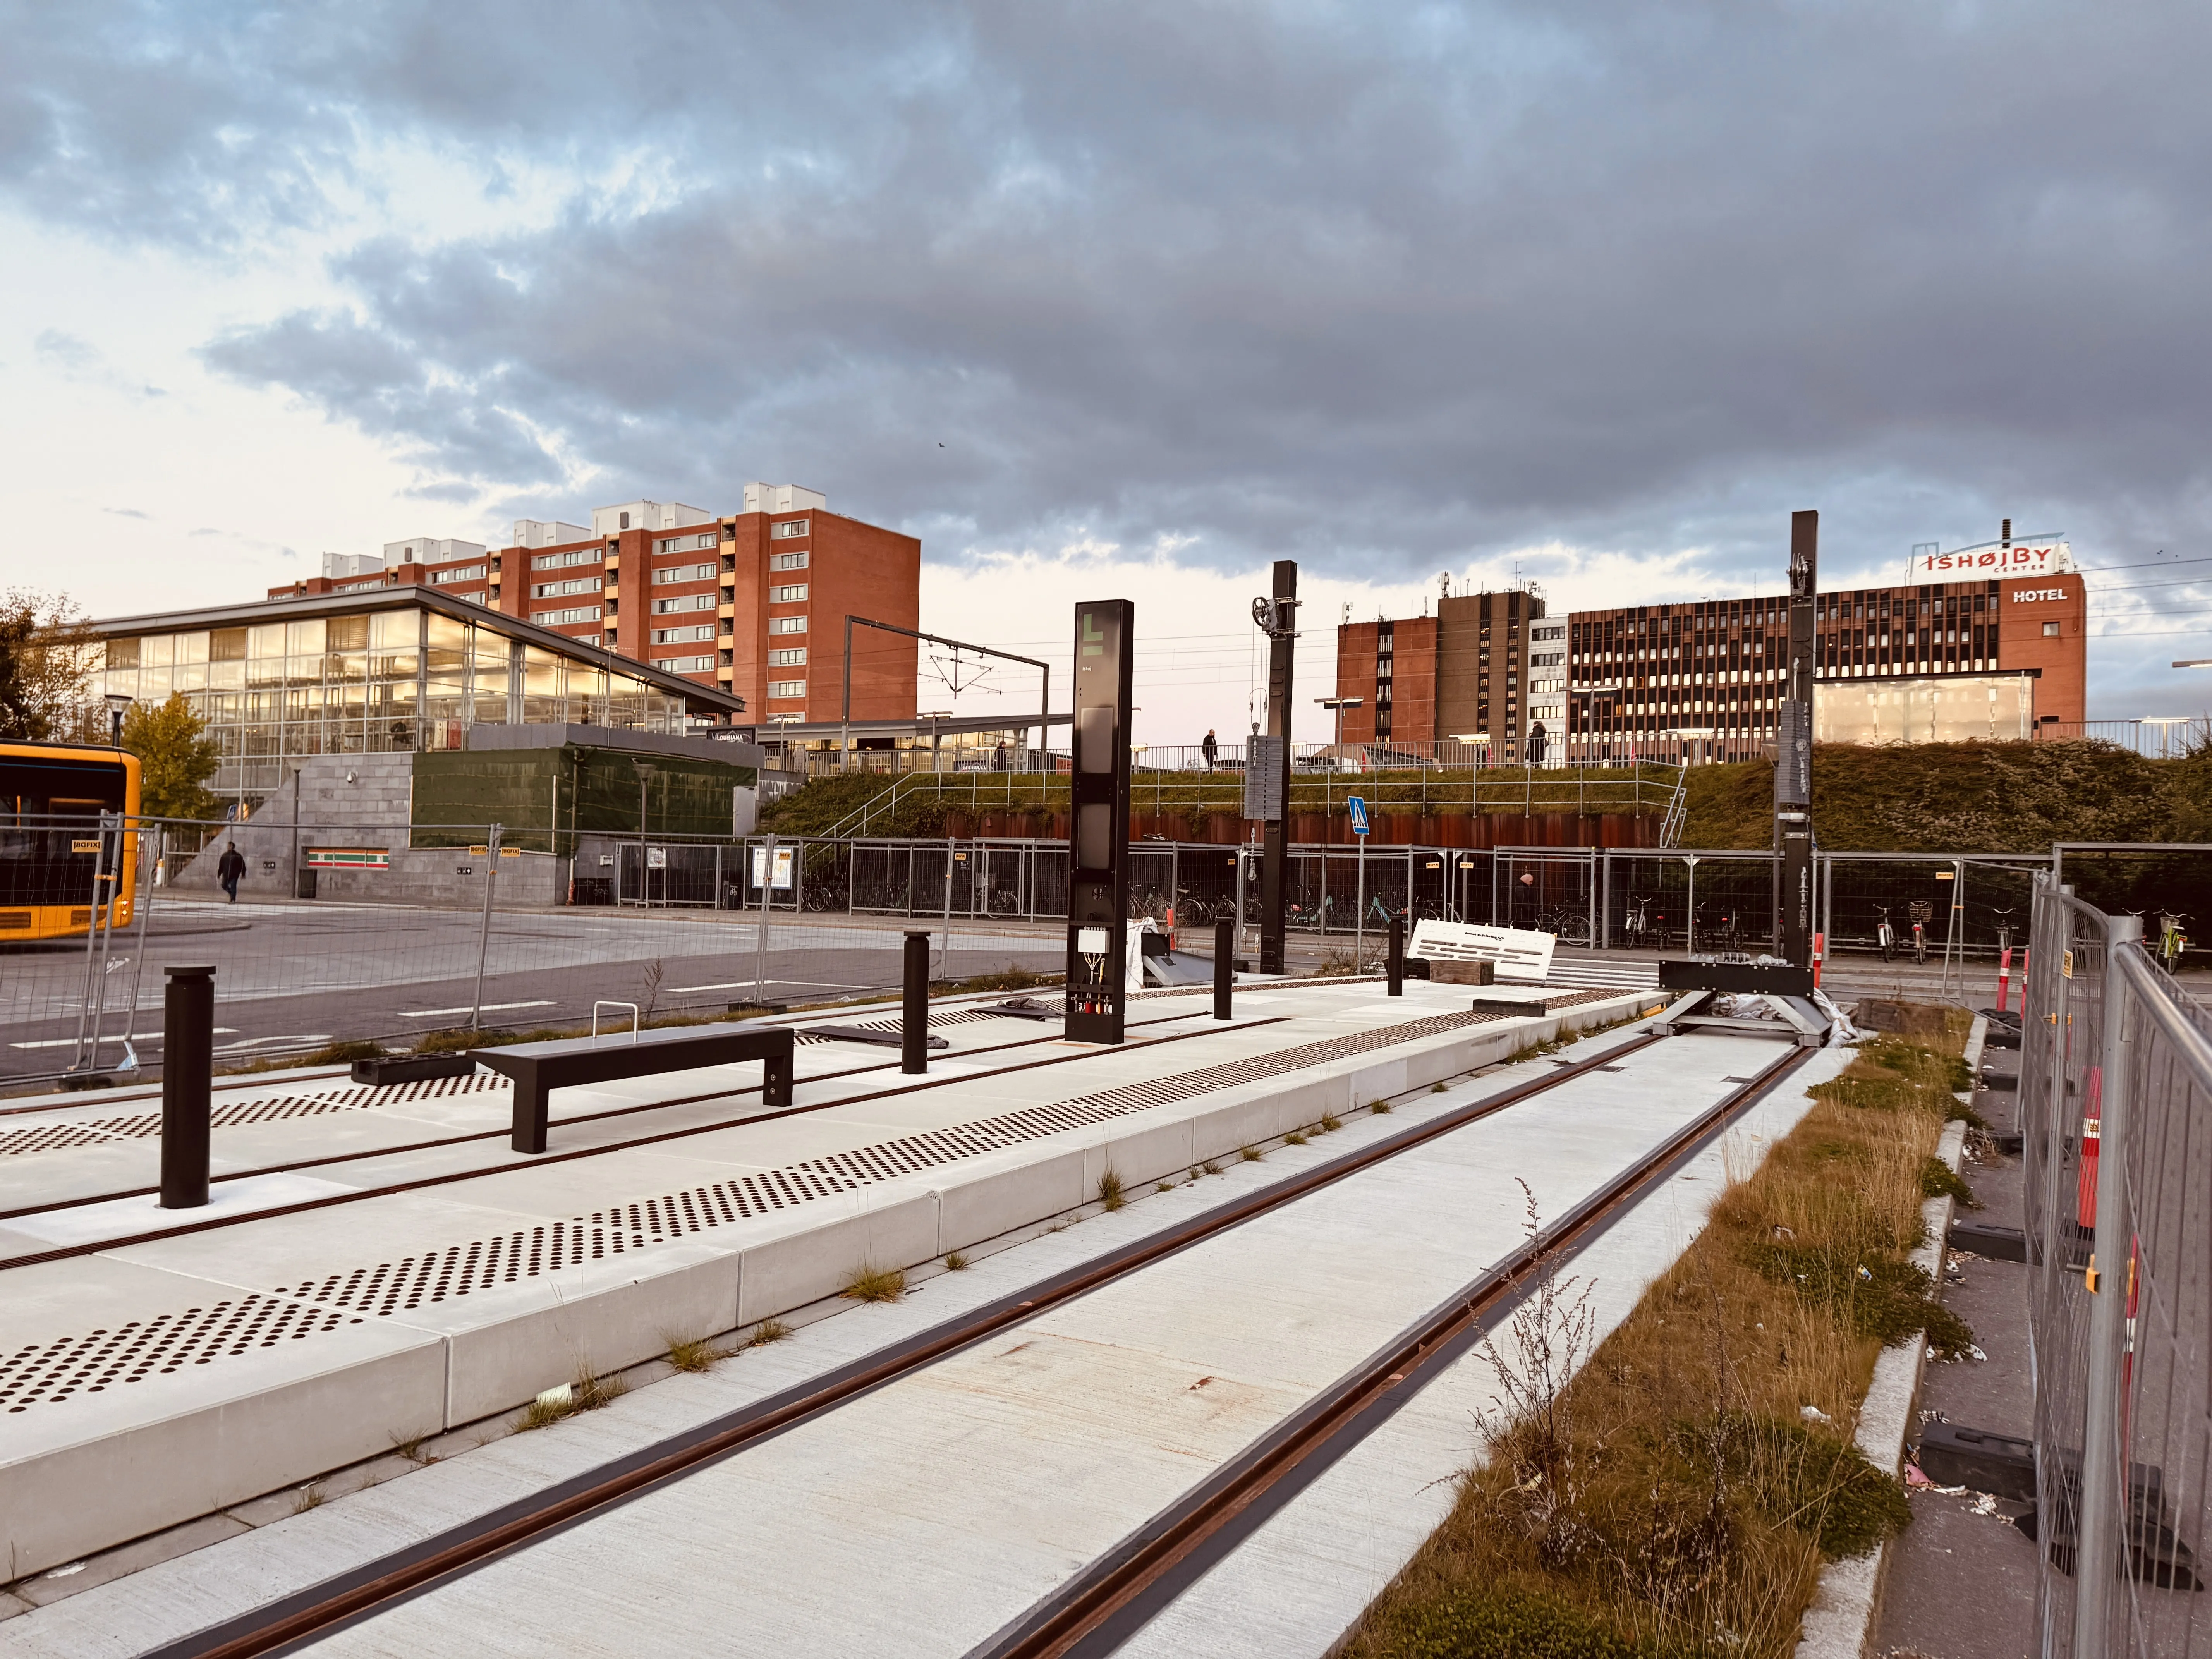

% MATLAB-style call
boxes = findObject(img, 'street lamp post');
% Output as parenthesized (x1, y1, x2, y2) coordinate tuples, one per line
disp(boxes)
(104, 692, 134, 749)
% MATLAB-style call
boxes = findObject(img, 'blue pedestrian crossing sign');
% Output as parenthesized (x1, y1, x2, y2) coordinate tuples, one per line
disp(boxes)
(1347, 795, 1370, 836)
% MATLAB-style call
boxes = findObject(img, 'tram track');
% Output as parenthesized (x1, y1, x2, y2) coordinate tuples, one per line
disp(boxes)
(134, 1027, 1805, 1659)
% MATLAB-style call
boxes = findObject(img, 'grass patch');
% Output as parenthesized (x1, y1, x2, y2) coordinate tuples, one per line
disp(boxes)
(1432, 1081, 1449, 1093)
(1202, 1159, 1222, 1175)
(934, 965, 1065, 994)
(842, 1264, 906, 1304)
(1921, 1156, 1978, 1209)
(749, 1319, 792, 1346)
(944, 1250, 970, 1271)
(665, 1334, 721, 1373)
(1240, 1144, 1263, 1162)
(1286, 1130, 1308, 1146)
(1157, 1180, 1176, 1192)
(292, 1484, 325, 1514)
(1098, 1170, 1126, 1211)
(389, 1432, 435, 1466)
(1370, 1099, 1393, 1115)
(1344, 1012, 1972, 1659)
(1319, 1111, 1343, 1133)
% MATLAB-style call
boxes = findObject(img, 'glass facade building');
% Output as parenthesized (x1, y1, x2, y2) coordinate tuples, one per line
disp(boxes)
(93, 594, 740, 801)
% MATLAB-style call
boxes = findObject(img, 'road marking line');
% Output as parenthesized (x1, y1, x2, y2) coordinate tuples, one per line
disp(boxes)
(12, 1030, 237, 1049)
(399, 1000, 558, 1018)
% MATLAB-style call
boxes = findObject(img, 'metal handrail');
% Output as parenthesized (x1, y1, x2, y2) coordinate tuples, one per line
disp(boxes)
(592, 1001, 641, 1043)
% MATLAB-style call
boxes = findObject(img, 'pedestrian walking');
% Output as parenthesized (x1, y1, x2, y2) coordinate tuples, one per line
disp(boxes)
(216, 842, 246, 904)
(1202, 728, 1218, 771)
(1526, 723, 1548, 765)
(992, 740, 1008, 772)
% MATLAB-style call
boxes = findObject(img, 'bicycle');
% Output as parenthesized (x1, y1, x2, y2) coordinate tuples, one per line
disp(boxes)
(1535, 906, 1593, 947)
(1908, 900, 1933, 966)
(1990, 905, 2016, 958)
(1873, 903, 1897, 963)
(2159, 912, 2191, 972)
(1621, 894, 1653, 950)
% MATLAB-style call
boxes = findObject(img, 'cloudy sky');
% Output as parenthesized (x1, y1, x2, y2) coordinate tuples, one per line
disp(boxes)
(3, 0, 2209, 739)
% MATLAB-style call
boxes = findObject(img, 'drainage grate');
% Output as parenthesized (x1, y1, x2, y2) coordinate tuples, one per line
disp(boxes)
(10, 1000, 1587, 1409)
(0, 1072, 507, 1161)
(0, 1296, 361, 1412)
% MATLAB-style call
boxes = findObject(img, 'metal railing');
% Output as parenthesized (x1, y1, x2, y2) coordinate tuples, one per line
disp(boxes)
(818, 758, 1687, 841)
(2022, 878, 2212, 1658)
(2035, 718, 2210, 759)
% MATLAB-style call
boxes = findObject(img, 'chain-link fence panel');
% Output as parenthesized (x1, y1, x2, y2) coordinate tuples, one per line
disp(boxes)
(2022, 880, 2212, 1659)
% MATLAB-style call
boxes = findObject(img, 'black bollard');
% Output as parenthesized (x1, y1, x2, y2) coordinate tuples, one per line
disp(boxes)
(161, 965, 216, 1208)
(1387, 915, 1405, 996)
(1214, 915, 1234, 1020)
(902, 931, 931, 1074)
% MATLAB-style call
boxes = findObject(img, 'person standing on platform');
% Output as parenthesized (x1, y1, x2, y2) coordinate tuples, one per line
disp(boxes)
(1202, 728, 1219, 771)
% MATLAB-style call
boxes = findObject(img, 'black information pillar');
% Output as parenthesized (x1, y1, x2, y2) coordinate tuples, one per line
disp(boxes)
(1775, 510, 1818, 968)
(1066, 599, 1135, 1043)
(1257, 561, 1298, 975)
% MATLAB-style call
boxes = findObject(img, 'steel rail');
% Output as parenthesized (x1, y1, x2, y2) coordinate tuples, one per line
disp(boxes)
(972, 1042, 1815, 1659)
(146, 1022, 1685, 1659)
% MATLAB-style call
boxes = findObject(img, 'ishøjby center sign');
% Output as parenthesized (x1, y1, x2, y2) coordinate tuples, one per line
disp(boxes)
(1915, 538, 2072, 579)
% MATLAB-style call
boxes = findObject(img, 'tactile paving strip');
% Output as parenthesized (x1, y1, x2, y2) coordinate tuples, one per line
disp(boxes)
(0, 1296, 361, 1412)
(2, 996, 1606, 1410)
(282, 1006, 1525, 1317)
(0, 1073, 507, 1161)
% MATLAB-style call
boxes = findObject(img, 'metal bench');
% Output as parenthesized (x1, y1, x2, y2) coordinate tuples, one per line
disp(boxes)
(470, 1011, 796, 1154)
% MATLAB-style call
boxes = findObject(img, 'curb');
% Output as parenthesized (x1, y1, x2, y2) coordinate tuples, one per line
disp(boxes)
(1793, 1013, 1986, 1659)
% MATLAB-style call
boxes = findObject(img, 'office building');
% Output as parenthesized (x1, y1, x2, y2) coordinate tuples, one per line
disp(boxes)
(94, 587, 744, 800)
(268, 485, 921, 733)
(1333, 539, 2089, 763)
(1564, 567, 2085, 761)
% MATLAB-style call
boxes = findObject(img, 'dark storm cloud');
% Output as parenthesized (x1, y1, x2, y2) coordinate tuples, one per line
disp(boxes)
(9, 0, 2212, 663)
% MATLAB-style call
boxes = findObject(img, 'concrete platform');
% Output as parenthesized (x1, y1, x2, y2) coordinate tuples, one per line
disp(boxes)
(0, 979, 1650, 1580)
(0, 1014, 1822, 1656)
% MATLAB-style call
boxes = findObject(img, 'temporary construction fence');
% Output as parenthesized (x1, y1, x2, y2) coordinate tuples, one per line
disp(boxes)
(2021, 876, 2212, 1659)
(9, 815, 2207, 1091)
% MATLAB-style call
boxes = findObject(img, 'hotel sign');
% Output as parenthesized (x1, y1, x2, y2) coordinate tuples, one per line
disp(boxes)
(1916, 540, 2072, 579)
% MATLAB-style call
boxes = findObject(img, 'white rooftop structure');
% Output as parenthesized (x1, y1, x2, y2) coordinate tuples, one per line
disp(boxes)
(382, 536, 486, 566)
(591, 500, 715, 536)
(320, 551, 383, 580)
(512, 519, 592, 549)
(742, 482, 826, 515)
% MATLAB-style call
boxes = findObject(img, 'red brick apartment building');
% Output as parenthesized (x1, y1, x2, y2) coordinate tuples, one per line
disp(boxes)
(1334, 589, 1546, 754)
(271, 485, 920, 730)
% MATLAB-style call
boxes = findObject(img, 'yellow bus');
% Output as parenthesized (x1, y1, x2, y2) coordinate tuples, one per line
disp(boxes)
(0, 742, 141, 942)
